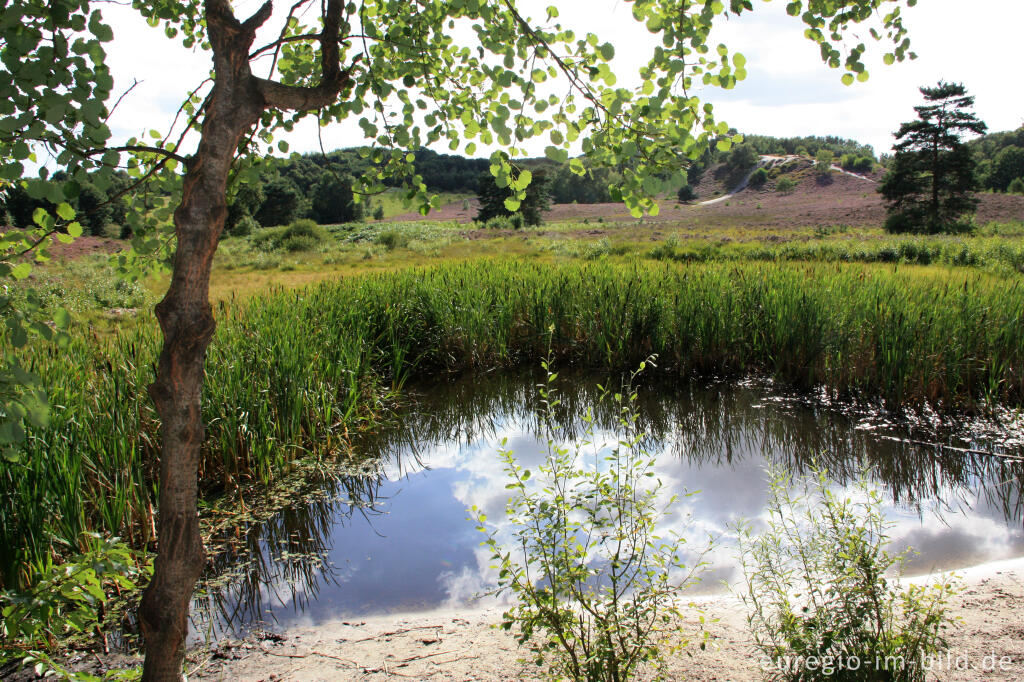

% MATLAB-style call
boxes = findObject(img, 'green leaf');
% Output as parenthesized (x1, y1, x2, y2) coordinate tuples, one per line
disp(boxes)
(56, 202, 75, 221)
(10, 263, 31, 280)
(53, 308, 71, 330)
(545, 146, 569, 164)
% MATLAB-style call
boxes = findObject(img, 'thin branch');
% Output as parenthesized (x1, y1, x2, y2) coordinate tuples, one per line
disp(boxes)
(8, 228, 61, 260)
(82, 145, 190, 164)
(105, 78, 141, 123)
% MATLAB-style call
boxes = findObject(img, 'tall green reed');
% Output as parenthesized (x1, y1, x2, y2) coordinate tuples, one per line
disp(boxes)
(3, 259, 1023, 587)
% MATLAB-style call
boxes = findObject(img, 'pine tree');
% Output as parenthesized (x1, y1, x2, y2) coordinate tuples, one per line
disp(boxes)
(879, 82, 987, 233)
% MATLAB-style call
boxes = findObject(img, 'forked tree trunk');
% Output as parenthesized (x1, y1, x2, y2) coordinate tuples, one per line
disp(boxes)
(138, 4, 268, 679)
(138, 1, 348, 677)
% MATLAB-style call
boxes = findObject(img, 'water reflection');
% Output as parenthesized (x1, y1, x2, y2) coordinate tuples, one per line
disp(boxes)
(191, 370, 1024, 640)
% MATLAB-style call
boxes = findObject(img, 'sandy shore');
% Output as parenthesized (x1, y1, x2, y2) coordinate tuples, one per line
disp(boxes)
(189, 558, 1024, 681)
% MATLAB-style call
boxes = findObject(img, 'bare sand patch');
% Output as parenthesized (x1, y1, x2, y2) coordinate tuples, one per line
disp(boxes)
(190, 558, 1024, 681)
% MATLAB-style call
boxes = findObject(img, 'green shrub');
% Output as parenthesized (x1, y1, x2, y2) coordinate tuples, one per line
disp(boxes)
(250, 227, 282, 251)
(281, 218, 322, 239)
(815, 150, 834, 179)
(750, 167, 769, 188)
(1008, 177, 1024, 195)
(1, 534, 149, 678)
(252, 218, 328, 252)
(376, 228, 410, 250)
(737, 465, 958, 682)
(372, 204, 385, 221)
(228, 214, 258, 238)
(776, 177, 797, 195)
(839, 154, 873, 173)
(474, 360, 709, 681)
(677, 184, 697, 202)
(853, 156, 875, 174)
(483, 215, 515, 230)
(280, 234, 319, 252)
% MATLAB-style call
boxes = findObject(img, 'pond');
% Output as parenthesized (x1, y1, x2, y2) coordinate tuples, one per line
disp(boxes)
(190, 370, 1024, 642)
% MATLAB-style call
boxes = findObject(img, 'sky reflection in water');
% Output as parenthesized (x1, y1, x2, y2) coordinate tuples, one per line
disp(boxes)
(191, 372, 1024, 640)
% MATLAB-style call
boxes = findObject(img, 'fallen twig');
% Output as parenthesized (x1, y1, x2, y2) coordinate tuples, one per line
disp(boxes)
(344, 624, 443, 645)
(262, 648, 361, 668)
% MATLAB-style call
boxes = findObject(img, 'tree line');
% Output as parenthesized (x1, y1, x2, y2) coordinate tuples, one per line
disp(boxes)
(969, 127, 1024, 194)
(1, 132, 893, 237)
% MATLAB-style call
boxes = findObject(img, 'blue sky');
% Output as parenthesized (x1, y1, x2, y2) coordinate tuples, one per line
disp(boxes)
(100, 0, 1023, 159)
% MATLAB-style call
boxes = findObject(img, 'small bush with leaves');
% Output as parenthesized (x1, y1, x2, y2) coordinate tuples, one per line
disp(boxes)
(473, 358, 709, 682)
(228, 214, 258, 238)
(375, 228, 410, 250)
(483, 215, 515, 230)
(815, 150, 834, 179)
(839, 154, 873, 174)
(677, 184, 697, 202)
(1008, 177, 1024, 195)
(776, 177, 797, 195)
(737, 465, 957, 682)
(750, 167, 769, 188)
(251, 218, 328, 252)
(1, 534, 149, 679)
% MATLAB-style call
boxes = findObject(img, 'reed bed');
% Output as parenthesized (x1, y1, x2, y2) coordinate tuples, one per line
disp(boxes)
(649, 234, 1024, 272)
(3, 259, 1024, 587)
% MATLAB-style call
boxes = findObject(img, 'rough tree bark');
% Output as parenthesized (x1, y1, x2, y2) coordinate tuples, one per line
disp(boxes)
(139, 1, 350, 679)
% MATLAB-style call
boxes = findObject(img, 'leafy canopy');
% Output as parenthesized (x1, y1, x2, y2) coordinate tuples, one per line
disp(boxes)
(130, 0, 916, 216)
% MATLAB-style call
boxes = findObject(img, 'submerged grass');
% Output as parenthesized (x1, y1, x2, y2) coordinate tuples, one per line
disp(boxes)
(4, 259, 1024, 588)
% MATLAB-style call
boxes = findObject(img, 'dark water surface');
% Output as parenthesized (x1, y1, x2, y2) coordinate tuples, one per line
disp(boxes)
(190, 371, 1024, 641)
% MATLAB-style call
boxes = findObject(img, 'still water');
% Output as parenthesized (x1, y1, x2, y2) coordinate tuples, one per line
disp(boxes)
(191, 371, 1024, 641)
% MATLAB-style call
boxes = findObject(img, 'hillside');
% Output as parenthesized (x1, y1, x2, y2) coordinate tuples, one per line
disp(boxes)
(390, 156, 1024, 229)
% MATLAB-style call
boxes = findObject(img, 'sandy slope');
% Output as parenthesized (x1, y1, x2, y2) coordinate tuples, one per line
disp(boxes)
(190, 558, 1024, 681)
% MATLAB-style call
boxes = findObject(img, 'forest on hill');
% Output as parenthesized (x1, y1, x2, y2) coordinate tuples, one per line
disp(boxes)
(2, 129, 1021, 237)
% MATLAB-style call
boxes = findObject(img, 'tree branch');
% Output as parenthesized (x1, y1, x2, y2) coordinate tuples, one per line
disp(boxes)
(82, 145, 189, 164)
(241, 0, 274, 33)
(254, 0, 354, 111)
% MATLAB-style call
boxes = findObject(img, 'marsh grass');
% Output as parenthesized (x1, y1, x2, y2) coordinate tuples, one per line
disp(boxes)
(648, 233, 1024, 272)
(4, 259, 1024, 588)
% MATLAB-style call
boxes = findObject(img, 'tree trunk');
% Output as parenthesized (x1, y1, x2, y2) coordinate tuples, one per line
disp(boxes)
(137, 1, 349, 676)
(931, 135, 940, 232)
(138, 4, 268, 679)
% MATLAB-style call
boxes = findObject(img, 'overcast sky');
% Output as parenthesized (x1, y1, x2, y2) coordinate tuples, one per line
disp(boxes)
(99, 0, 1023, 159)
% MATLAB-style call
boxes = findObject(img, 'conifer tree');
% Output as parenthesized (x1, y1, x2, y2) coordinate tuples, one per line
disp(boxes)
(880, 82, 987, 233)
